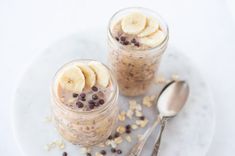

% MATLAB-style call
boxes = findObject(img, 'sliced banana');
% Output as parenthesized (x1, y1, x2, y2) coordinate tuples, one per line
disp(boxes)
(88, 61, 110, 88)
(76, 63, 96, 88)
(58, 66, 85, 93)
(121, 12, 147, 35)
(137, 17, 159, 37)
(139, 30, 166, 47)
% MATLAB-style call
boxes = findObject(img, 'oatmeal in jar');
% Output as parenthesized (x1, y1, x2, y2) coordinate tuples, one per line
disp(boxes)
(51, 60, 119, 146)
(108, 7, 169, 96)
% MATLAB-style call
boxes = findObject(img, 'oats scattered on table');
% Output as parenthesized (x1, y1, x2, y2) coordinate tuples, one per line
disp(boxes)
(143, 95, 156, 107)
(125, 135, 132, 142)
(116, 126, 126, 134)
(114, 136, 123, 144)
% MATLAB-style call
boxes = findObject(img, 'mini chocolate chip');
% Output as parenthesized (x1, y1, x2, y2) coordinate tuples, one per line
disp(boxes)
(62, 152, 67, 156)
(123, 40, 129, 45)
(134, 42, 140, 47)
(91, 86, 98, 92)
(100, 150, 106, 155)
(111, 148, 116, 153)
(120, 36, 126, 41)
(80, 98, 86, 101)
(88, 100, 95, 105)
(117, 149, 122, 154)
(86, 153, 92, 156)
(114, 132, 120, 138)
(92, 94, 98, 100)
(89, 103, 95, 109)
(108, 135, 113, 140)
(131, 38, 137, 43)
(115, 37, 119, 41)
(126, 125, 131, 130)
(98, 99, 105, 105)
(126, 128, 131, 134)
(94, 102, 100, 107)
(80, 93, 86, 98)
(76, 102, 84, 108)
(140, 116, 145, 120)
(73, 93, 78, 98)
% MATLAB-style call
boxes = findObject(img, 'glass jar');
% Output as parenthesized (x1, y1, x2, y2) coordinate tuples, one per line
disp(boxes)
(107, 7, 169, 96)
(50, 60, 119, 147)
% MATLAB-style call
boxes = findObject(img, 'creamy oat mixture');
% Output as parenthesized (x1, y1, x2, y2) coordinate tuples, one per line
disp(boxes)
(51, 60, 118, 146)
(108, 9, 168, 96)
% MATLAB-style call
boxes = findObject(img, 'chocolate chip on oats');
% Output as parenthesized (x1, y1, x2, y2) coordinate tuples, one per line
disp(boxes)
(88, 100, 95, 105)
(73, 93, 78, 98)
(62, 152, 67, 156)
(80, 93, 86, 98)
(131, 38, 137, 44)
(117, 149, 122, 154)
(120, 36, 126, 41)
(126, 124, 131, 130)
(100, 150, 106, 155)
(92, 94, 98, 100)
(115, 37, 119, 41)
(123, 40, 129, 45)
(134, 42, 140, 47)
(76, 102, 84, 108)
(126, 128, 131, 134)
(111, 148, 116, 153)
(108, 135, 113, 140)
(80, 98, 86, 101)
(98, 99, 105, 105)
(91, 86, 98, 92)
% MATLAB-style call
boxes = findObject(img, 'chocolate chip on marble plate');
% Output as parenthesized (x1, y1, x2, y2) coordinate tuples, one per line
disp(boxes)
(117, 149, 122, 154)
(111, 148, 116, 153)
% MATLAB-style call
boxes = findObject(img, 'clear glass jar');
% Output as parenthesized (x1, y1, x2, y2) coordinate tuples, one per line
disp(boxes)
(107, 7, 169, 96)
(50, 60, 119, 146)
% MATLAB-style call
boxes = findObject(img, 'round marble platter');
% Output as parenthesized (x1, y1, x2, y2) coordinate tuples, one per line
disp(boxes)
(12, 32, 215, 156)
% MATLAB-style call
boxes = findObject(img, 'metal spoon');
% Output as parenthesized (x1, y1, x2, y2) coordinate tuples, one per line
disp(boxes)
(128, 81, 190, 156)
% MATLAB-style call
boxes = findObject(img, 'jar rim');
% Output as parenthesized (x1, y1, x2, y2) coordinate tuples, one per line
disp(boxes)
(51, 59, 119, 115)
(108, 7, 169, 55)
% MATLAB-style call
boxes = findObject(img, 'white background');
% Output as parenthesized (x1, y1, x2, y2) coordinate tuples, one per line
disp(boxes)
(1, 0, 235, 155)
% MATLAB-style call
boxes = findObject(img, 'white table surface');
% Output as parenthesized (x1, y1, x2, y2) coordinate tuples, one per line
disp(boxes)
(0, 0, 235, 155)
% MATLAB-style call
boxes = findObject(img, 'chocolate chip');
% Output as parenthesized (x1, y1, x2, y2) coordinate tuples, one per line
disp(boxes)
(126, 124, 131, 130)
(86, 153, 92, 156)
(115, 37, 119, 41)
(114, 132, 120, 138)
(98, 99, 105, 105)
(117, 149, 122, 154)
(100, 150, 106, 155)
(91, 86, 98, 92)
(108, 135, 113, 140)
(76, 102, 84, 108)
(123, 40, 129, 45)
(94, 102, 100, 107)
(73, 93, 78, 98)
(131, 38, 137, 44)
(62, 152, 67, 156)
(140, 116, 145, 120)
(88, 100, 95, 105)
(89, 103, 95, 109)
(80, 98, 86, 101)
(111, 148, 116, 153)
(80, 93, 86, 98)
(126, 128, 131, 134)
(92, 94, 98, 100)
(134, 42, 140, 47)
(120, 36, 126, 41)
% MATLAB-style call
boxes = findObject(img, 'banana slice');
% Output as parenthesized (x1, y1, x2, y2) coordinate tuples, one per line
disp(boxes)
(121, 12, 147, 35)
(88, 61, 110, 88)
(139, 30, 166, 47)
(58, 66, 85, 93)
(76, 63, 96, 88)
(137, 17, 159, 37)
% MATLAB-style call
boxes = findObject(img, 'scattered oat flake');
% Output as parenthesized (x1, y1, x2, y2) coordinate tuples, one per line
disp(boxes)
(116, 126, 126, 134)
(129, 100, 137, 110)
(114, 136, 123, 144)
(136, 104, 142, 111)
(110, 140, 117, 148)
(135, 111, 143, 117)
(95, 152, 103, 156)
(125, 135, 132, 142)
(143, 95, 156, 107)
(131, 124, 138, 130)
(97, 142, 106, 147)
(126, 109, 134, 119)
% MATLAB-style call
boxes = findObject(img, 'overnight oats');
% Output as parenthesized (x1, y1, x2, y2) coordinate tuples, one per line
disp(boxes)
(108, 7, 169, 96)
(51, 60, 119, 146)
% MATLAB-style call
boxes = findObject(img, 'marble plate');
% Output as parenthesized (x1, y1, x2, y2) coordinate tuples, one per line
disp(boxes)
(12, 32, 215, 156)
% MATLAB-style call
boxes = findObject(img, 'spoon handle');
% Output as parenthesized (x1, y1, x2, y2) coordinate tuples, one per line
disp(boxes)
(127, 117, 161, 156)
(151, 119, 167, 156)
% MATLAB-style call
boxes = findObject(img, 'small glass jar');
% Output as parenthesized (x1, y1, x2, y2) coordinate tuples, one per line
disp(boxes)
(107, 7, 169, 96)
(50, 60, 119, 147)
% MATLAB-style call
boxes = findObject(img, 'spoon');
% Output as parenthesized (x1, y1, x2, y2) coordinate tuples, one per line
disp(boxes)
(128, 81, 190, 156)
